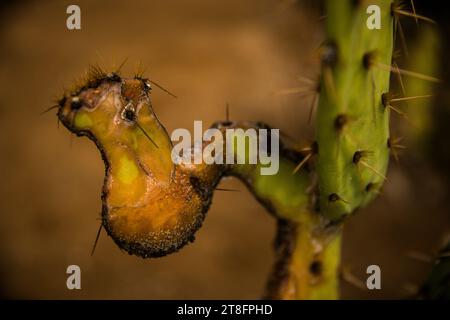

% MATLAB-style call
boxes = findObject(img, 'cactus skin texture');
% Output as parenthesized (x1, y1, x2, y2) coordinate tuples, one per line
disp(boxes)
(316, 0, 394, 221)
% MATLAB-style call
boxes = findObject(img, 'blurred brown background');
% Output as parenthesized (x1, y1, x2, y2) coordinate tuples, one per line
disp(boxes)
(0, 0, 449, 299)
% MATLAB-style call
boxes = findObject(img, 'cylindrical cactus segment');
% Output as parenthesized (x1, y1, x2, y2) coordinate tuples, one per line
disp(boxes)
(316, 0, 394, 220)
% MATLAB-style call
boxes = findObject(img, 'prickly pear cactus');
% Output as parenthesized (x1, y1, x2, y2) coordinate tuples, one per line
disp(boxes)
(53, 0, 433, 300)
(316, 0, 394, 221)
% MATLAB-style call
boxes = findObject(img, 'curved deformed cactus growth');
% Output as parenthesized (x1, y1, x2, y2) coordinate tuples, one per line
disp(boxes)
(58, 72, 221, 258)
(57, 70, 341, 299)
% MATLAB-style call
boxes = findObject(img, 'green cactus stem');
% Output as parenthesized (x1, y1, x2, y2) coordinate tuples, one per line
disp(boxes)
(315, 0, 394, 221)
(213, 121, 342, 299)
(403, 25, 440, 150)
